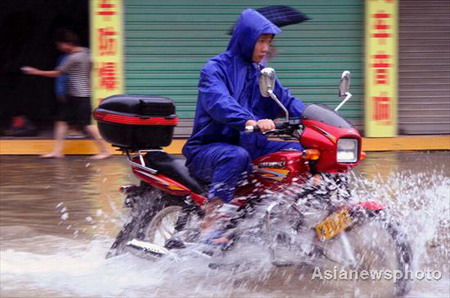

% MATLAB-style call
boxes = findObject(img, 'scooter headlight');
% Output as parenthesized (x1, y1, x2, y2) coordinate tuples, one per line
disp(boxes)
(337, 138, 358, 163)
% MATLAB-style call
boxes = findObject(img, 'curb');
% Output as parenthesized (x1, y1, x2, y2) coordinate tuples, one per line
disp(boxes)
(1, 136, 449, 155)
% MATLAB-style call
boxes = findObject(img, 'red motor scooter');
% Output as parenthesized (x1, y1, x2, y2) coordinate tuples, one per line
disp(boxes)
(94, 69, 412, 296)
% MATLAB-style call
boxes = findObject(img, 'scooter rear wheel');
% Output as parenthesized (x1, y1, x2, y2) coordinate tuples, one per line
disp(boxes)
(107, 185, 197, 258)
(142, 199, 201, 246)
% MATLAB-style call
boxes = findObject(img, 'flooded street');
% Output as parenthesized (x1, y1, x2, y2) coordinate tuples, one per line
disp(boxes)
(1, 151, 449, 297)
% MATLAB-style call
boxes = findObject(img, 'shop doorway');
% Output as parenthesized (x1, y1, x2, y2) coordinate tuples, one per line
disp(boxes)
(0, 0, 89, 137)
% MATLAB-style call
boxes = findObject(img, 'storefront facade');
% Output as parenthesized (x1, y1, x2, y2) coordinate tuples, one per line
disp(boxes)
(90, 0, 449, 137)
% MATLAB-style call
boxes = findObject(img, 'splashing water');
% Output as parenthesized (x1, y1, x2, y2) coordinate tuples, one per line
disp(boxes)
(351, 171, 450, 274)
(1, 157, 449, 297)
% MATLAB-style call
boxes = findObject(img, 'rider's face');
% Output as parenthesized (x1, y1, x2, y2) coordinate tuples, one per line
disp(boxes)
(252, 34, 273, 63)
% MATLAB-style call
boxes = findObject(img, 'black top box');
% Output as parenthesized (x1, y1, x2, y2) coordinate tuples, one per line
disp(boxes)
(94, 94, 178, 149)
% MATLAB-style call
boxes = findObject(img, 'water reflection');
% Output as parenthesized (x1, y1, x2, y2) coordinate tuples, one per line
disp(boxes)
(358, 151, 450, 179)
(0, 152, 449, 297)
(0, 156, 136, 241)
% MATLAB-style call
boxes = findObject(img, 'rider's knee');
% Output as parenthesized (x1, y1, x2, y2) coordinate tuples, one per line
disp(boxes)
(286, 142, 303, 151)
(219, 146, 251, 165)
(233, 147, 251, 163)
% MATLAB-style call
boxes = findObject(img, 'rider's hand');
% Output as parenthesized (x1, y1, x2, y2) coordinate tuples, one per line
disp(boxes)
(245, 119, 275, 132)
(256, 119, 276, 132)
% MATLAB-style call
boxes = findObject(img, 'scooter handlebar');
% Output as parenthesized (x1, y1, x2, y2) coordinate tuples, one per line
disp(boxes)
(244, 125, 259, 133)
(244, 122, 287, 133)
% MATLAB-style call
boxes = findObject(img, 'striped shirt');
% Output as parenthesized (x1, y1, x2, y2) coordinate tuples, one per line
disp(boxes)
(57, 48, 91, 97)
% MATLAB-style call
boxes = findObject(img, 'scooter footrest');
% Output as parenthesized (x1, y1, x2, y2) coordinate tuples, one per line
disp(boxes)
(126, 239, 169, 255)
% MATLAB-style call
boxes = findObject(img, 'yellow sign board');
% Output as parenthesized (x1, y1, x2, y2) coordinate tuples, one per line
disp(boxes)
(365, 0, 398, 137)
(90, 0, 124, 108)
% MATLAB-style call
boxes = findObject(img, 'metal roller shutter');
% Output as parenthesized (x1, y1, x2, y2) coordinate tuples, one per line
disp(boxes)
(399, 0, 450, 135)
(124, 0, 363, 137)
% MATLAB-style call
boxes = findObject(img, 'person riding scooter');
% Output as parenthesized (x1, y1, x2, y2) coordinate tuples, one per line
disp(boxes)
(182, 9, 306, 240)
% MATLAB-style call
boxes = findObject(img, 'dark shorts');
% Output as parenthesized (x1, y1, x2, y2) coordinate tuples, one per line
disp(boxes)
(57, 96, 92, 126)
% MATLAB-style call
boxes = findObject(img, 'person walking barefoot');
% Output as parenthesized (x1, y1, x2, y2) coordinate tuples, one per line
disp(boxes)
(22, 29, 111, 160)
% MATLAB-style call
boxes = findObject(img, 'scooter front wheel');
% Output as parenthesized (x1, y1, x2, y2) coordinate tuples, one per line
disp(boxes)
(319, 212, 412, 296)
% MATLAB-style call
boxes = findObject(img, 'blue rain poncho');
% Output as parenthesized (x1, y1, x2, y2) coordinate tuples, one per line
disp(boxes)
(182, 9, 305, 202)
(183, 9, 305, 161)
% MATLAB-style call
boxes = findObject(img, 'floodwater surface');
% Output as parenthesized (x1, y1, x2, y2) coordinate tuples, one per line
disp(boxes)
(1, 152, 449, 297)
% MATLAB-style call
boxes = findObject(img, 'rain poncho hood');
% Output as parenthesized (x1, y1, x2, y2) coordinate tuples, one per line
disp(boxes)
(227, 9, 281, 62)
(183, 9, 305, 161)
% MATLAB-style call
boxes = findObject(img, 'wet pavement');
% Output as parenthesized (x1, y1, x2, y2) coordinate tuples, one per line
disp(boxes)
(1, 151, 449, 297)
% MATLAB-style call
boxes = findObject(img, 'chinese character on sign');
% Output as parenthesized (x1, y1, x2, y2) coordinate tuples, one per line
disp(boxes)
(372, 10, 391, 44)
(98, 62, 117, 91)
(98, 27, 117, 56)
(373, 95, 391, 122)
(97, 0, 116, 17)
(372, 53, 391, 85)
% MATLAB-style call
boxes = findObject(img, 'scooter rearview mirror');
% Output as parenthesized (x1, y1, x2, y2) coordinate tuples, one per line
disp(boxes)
(259, 67, 276, 97)
(335, 71, 353, 111)
(259, 67, 290, 120)
(339, 71, 351, 98)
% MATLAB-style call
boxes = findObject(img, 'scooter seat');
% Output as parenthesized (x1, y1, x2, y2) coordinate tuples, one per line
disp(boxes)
(144, 151, 206, 195)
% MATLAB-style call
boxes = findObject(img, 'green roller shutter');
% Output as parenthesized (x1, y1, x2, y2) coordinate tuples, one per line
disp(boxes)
(124, 0, 363, 137)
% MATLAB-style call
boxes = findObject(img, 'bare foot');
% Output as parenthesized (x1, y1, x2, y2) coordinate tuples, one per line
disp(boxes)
(200, 199, 224, 230)
(211, 236, 230, 244)
(312, 173, 323, 186)
(89, 153, 113, 160)
(40, 153, 64, 159)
